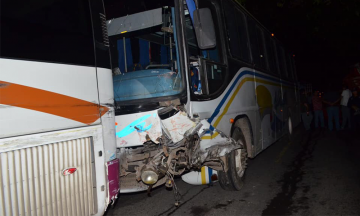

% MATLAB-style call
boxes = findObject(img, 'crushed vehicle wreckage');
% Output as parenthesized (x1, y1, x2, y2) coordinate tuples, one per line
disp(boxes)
(115, 103, 248, 202)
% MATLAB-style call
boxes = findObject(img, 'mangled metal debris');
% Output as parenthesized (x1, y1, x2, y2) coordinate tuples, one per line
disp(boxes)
(115, 106, 245, 200)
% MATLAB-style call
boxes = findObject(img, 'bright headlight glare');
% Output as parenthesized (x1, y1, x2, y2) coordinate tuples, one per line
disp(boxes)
(141, 170, 159, 185)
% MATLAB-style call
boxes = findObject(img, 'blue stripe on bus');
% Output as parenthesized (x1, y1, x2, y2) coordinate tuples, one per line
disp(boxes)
(208, 168, 213, 183)
(207, 70, 296, 126)
(207, 70, 253, 124)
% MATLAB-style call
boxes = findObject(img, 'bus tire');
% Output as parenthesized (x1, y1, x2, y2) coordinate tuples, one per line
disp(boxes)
(218, 125, 248, 191)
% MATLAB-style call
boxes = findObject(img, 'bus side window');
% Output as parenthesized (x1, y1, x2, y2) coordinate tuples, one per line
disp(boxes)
(272, 40, 281, 75)
(186, 0, 226, 96)
(277, 45, 288, 78)
(247, 18, 261, 67)
(265, 34, 278, 74)
(223, 1, 250, 62)
(248, 19, 268, 70)
(255, 26, 268, 70)
(286, 53, 294, 80)
(198, 61, 226, 95)
(201, 0, 225, 95)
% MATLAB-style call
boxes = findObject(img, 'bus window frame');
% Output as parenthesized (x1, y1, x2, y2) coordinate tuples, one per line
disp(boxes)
(218, 0, 284, 79)
(113, 1, 189, 113)
(277, 45, 288, 79)
(222, 0, 251, 63)
(255, 25, 269, 71)
(264, 32, 278, 74)
(187, 0, 229, 101)
(272, 37, 297, 82)
(185, 0, 297, 102)
(285, 53, 294, 80)
(271, 39, 281, 75)
(245, 14, 279, 77)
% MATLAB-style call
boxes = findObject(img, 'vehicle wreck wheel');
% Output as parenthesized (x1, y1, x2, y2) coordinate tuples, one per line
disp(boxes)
(219, 126, 248, 191)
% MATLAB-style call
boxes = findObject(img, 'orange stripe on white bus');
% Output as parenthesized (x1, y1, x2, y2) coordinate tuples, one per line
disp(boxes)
(0, 80, 108, 125)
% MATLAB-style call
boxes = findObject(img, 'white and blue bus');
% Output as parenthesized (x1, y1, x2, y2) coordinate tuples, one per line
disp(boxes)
(108, 0, 300, 193)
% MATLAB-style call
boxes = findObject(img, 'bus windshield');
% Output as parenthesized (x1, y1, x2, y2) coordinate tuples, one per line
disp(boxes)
(108, 6, 183, 103)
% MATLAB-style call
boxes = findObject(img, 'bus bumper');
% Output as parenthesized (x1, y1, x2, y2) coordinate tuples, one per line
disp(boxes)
(107, 158, 120, 204)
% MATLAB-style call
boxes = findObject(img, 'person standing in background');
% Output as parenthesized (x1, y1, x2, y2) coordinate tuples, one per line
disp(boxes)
(301, 89, 313, 131)
(341, 85, 352, 129)
(347, 88, 360, 130)
(312, 91, 325, 129)
(323, 84, 341, 131)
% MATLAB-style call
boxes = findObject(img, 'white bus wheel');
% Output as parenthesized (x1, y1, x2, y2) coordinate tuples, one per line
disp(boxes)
(218, 126, 248, 191)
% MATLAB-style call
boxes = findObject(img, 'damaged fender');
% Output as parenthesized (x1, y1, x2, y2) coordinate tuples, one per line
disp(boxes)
(189, 119, 243, 167)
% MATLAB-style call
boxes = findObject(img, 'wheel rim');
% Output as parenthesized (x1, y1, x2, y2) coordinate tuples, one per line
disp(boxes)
(233, 128, 247, 178)
(235, 148, 247, 178)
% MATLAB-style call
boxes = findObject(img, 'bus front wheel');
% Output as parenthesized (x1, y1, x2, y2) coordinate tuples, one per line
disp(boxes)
(218, 126, 248, 191)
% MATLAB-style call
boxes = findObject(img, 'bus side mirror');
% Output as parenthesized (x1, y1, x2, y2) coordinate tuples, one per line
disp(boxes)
(193, 8, 216, 50)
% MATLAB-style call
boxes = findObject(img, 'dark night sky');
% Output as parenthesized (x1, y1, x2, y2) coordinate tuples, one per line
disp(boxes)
(105, 0, 360, 91)
(243, 0, 360, 91)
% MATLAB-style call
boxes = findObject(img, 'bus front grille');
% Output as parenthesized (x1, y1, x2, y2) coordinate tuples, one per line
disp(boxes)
(0, 137, 96, 216)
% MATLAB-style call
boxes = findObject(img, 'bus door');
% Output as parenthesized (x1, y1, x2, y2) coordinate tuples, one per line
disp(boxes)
(184, 0, 227, 118)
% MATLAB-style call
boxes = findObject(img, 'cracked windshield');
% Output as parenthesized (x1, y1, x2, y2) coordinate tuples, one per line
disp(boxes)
(107, 6, 182, 103)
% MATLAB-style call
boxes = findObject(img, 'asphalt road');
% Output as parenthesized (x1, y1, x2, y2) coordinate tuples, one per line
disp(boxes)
(106, 127, 360, 216)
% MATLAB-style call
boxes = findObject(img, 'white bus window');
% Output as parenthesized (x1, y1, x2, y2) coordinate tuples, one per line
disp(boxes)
(0, 0, 95, 66)
(223, 2, 250, 62)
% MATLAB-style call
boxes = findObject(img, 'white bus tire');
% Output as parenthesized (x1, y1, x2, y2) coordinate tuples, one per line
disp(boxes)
(218, 125, 247, 191)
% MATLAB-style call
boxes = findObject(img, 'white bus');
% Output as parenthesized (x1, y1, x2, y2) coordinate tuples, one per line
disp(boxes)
(107, 0, 300, 194)
(0, 0, 119, 215)
(1, 0, 300, 214)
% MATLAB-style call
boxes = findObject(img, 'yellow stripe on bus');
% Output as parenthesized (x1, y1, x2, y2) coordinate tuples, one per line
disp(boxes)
(201, 78, 292, 140)
(201, 166, 206, 184)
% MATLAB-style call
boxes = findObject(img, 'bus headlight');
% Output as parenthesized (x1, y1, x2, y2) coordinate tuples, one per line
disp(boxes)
(141, 169, 159, 185)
